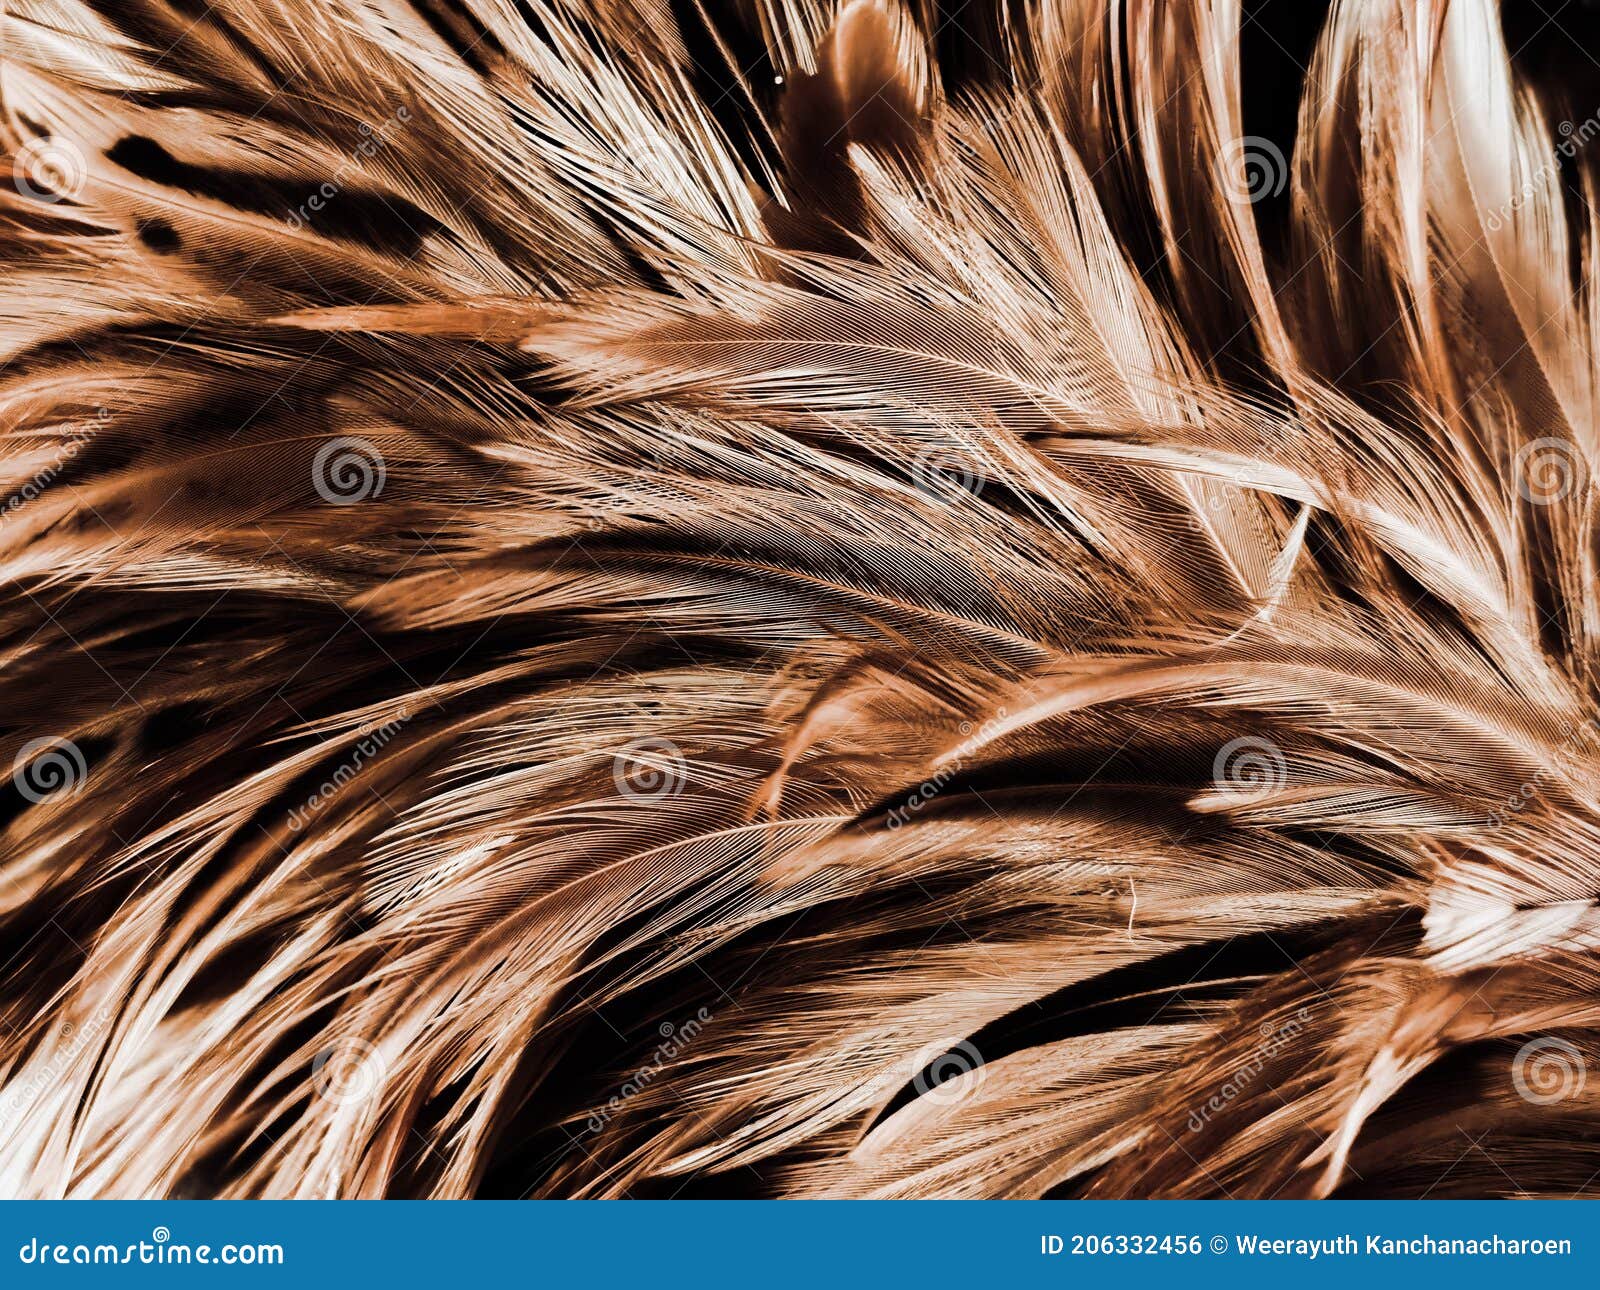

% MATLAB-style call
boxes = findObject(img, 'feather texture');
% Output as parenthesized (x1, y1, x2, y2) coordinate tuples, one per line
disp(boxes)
(0, 0, 1597, 1198)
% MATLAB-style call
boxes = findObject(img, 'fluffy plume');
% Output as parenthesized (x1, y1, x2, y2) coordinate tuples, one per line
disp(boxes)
(0, 0, 1598, 1198)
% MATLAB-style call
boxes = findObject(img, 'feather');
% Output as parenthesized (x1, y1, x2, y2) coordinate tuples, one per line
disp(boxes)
(0, 0, 1597, 1200)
